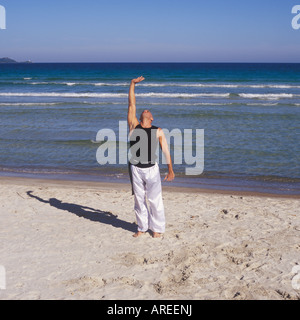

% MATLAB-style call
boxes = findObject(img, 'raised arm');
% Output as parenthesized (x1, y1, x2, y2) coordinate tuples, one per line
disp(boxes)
(158, 128, 175, 181)
(128, 76, 145, 132)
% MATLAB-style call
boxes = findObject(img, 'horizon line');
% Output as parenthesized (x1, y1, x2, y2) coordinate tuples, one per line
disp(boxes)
(4, 61, 300, 64)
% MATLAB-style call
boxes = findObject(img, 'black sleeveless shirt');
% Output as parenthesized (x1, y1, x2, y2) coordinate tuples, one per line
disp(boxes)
(129, 124, 159, 168)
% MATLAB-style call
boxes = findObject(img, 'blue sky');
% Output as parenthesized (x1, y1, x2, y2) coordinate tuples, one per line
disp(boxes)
(0, 0, 300, 62)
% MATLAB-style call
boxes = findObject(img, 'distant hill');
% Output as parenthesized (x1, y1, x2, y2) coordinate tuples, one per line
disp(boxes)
(0, 57, 33, 64)
(0, 57, 17, 63)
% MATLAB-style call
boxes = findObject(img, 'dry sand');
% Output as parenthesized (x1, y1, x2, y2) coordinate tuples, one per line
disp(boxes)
(0, 176, 299, 300)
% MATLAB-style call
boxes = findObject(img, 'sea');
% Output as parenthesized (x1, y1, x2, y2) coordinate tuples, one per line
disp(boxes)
(0, 63, 299, 195)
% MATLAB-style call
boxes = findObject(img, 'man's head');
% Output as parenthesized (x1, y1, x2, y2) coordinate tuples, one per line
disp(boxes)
(140, 109, 153, 124)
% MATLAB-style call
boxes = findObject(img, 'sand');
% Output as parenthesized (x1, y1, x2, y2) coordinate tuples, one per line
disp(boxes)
(0, 176, 299, 300)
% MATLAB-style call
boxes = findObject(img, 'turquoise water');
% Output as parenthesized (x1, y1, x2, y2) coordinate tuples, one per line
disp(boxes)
(0, 63, 299, 194)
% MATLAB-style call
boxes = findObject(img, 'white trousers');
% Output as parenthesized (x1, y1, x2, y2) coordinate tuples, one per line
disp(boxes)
(131, 163, 165, 233)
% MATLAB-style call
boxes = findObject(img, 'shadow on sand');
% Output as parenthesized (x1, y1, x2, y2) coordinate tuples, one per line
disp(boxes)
(26, 190, 136, 233)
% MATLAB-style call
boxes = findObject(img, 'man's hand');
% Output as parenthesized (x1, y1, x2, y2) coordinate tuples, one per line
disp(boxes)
(132, 76, 145, 84)
(164, 170, 175, 182)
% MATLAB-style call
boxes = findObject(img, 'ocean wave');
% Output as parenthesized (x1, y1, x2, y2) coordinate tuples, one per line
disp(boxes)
(0, 102, 61, 106)
(0, 101, 273, 107)
(0, 92, 297, 101)
(238, 93, 294, 100)
(139, 93, 230, 98)
(0, 92, 127, 98)
(141, 83, 300, 89)
(30, 81, 85, 86)
(0, 101, 129, 107)
(36, 82, 300, 89)
(2, 80, 300, 89)
(0, 92, 230, 98)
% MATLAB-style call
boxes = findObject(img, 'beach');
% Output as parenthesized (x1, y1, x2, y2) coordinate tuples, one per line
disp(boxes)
(1, 0, 300, 304)
(0, 176, 299, 300)
(0, 62, 299, 300)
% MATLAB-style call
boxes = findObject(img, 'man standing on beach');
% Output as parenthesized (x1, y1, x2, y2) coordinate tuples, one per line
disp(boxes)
(128, 76, 175, 238)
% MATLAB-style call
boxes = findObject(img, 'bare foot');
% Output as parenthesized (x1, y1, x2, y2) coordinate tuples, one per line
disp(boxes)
(132, 231, 145, 238)
(152, 232, 162, 238)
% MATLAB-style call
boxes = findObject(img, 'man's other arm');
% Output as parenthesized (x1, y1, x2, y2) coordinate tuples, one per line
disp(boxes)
(158, 128, 175, 181)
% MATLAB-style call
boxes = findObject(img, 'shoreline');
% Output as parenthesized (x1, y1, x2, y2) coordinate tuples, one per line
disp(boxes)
(0, 175, 299, 199)
(1, 163, 299, 197)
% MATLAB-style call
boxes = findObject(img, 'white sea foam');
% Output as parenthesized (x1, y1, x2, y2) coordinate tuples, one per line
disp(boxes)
(0, 92, 230, 98)
(0, 102, 59, 106)
(0, 92, 296, 101)
(21, 81, 300, 89)
(238, 93, 294, 100)
(138, 93, 230, 98)
(30, 81, 83, 86)
(0, 92, 127, 98)
(140, 83, 300, 89)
